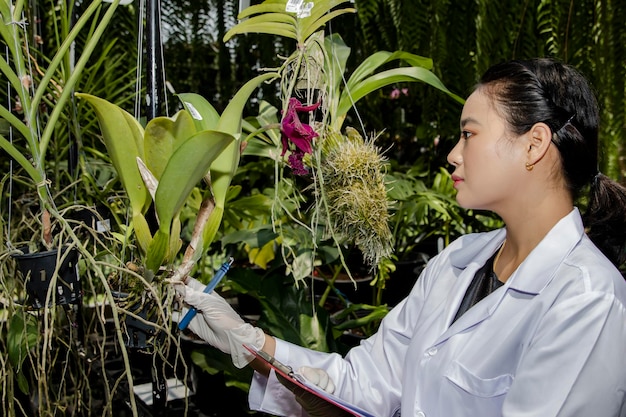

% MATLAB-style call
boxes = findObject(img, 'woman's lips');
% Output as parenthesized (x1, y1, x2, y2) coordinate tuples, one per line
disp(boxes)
(451, 174, 463, 187)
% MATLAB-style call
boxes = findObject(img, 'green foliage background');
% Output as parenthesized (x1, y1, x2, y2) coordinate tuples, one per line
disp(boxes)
(351, 0, 625, 179)
(159, 0, 624, 180)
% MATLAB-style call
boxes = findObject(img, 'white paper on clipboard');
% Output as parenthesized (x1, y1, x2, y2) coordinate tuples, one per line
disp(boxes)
(243, 344, 378, 417)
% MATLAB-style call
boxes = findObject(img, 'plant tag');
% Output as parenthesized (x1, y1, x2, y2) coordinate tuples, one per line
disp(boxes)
(286, 0, 314, 17)
(96, 219, 111, 233)
(285, 0, 304, 12)
(297, 2, 314, 17)
(185, 102, 203, 120)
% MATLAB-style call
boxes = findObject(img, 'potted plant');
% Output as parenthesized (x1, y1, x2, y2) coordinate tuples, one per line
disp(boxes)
(0, 1, 144, 415)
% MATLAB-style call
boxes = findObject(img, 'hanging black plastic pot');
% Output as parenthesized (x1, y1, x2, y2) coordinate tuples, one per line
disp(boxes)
(13, 246, 81, 309)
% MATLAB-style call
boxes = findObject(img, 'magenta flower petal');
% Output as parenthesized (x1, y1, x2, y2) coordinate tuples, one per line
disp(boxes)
(280, 97, 320, 159)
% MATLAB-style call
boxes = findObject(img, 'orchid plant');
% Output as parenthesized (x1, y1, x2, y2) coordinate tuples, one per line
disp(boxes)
(76, 71, 278, 305)
(224, 0, 464, 284)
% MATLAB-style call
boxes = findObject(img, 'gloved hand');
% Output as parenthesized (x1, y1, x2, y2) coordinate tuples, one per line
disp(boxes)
(175, 278, 265, 368)
(277, 366, 351, 417)
(299, 366, 336, 394)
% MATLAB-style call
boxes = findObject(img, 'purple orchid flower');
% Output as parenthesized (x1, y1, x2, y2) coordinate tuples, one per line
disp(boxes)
(280, 97, 320, 156)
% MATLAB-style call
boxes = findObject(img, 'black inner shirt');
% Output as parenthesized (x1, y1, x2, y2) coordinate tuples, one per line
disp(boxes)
(452, 248, 504, 324)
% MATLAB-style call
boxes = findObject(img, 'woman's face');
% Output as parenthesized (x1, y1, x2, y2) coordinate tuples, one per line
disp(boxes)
(447, 89, 527, 212)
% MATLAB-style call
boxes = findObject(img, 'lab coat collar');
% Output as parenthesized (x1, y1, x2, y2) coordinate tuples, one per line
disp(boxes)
(504, 207, 584, 295)
(439, 208, 584, 343)
(449, 208, 584, 295)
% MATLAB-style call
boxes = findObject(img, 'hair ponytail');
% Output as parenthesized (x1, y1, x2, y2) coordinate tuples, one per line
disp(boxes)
(583, 173, 626, 268)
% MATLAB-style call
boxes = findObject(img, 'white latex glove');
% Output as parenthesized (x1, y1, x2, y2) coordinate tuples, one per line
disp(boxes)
(298, 366, 336, 394)
(277, 367, 350, 417)
(175, 280, 265, 368)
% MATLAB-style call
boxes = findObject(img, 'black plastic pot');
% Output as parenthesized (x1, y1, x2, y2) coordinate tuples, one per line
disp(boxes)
(13, 246, 81, 308)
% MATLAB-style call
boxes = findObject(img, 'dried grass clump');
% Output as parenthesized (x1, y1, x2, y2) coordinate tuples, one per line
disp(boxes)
(319, 127, 393, 267)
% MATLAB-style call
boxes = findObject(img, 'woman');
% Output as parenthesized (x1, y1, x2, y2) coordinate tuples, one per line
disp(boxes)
(178, 58, 626, 417)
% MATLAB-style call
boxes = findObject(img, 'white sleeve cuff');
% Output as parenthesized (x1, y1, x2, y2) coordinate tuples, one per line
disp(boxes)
(248, 340, 306, 417)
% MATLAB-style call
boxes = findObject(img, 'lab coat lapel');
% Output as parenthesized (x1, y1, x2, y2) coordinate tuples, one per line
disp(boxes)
(434, 208, 585, 346)
(435, 229, 507, 344)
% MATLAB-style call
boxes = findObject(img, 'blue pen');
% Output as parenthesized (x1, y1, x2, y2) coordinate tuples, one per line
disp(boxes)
(178, 257, 234, 331)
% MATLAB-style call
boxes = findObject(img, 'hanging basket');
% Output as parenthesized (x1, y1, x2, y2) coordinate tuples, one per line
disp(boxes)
(13, 246, 82, 309)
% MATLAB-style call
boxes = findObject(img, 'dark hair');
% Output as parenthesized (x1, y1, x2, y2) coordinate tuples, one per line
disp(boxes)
(478, 58, 626, 268)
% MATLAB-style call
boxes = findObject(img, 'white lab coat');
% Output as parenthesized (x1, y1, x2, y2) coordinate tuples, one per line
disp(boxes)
(249, 208, 626, 417)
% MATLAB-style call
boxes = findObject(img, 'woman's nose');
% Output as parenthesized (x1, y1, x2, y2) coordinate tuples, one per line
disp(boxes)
(447, 139, 463, 166)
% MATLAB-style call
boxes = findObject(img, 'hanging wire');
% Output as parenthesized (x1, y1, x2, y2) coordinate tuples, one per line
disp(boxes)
(156, 0, 169, 116)
(134, 0, 145, 119)
(5, 43, 14, 251)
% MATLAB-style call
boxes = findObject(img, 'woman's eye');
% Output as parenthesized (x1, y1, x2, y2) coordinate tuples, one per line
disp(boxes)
(461, 130, 473, 140)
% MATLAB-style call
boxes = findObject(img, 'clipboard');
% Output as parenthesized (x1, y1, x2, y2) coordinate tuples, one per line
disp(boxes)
(243, 344, 377, 417)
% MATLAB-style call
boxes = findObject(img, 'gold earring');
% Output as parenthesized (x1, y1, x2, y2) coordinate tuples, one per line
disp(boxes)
(525, 162, 534, 171)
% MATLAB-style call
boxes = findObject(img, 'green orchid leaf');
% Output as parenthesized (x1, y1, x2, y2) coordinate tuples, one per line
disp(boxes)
(233, 12, 296, 26)
(346, 51, 434, 91)
(178, 93, 221, 131)
(0, 59, 30, 137)
(335, 67, 465, 127)
(76, 93, 150, 216)
(144, 110, 197, 180)
(226, 0, 355, 46)
(242, 105, 281, 159)
(0, 133, 42, 183)
(237, 2, 289, 18)
(154, 130, 235, 235)
(242, 100, 281, 148)
(209, 72, 279, 214)
(332, 305, 389, 331)
(242, 134, 280, 159)
(0, 2, 13, 22)
(176, 75, 277, 253)
(300, 8, 356, 41)
(324, 33, 351, 78)
(169, 217, 183, 261)
(200, 205, 225, 256)
(323, 34, 352, 115)
(219, 72, 279, 135)
(224, 21, 297, 42)
(303, 0, 353, 22)
(146, 228, 169, 273)
(132, 212, 152, 254)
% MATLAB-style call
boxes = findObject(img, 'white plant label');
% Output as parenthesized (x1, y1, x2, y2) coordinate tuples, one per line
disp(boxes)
(185, 102, 203, 120)
(286, 0, 314, 18)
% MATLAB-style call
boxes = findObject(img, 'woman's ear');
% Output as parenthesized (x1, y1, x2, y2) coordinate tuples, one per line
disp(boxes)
(526, 122, 552, 166)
